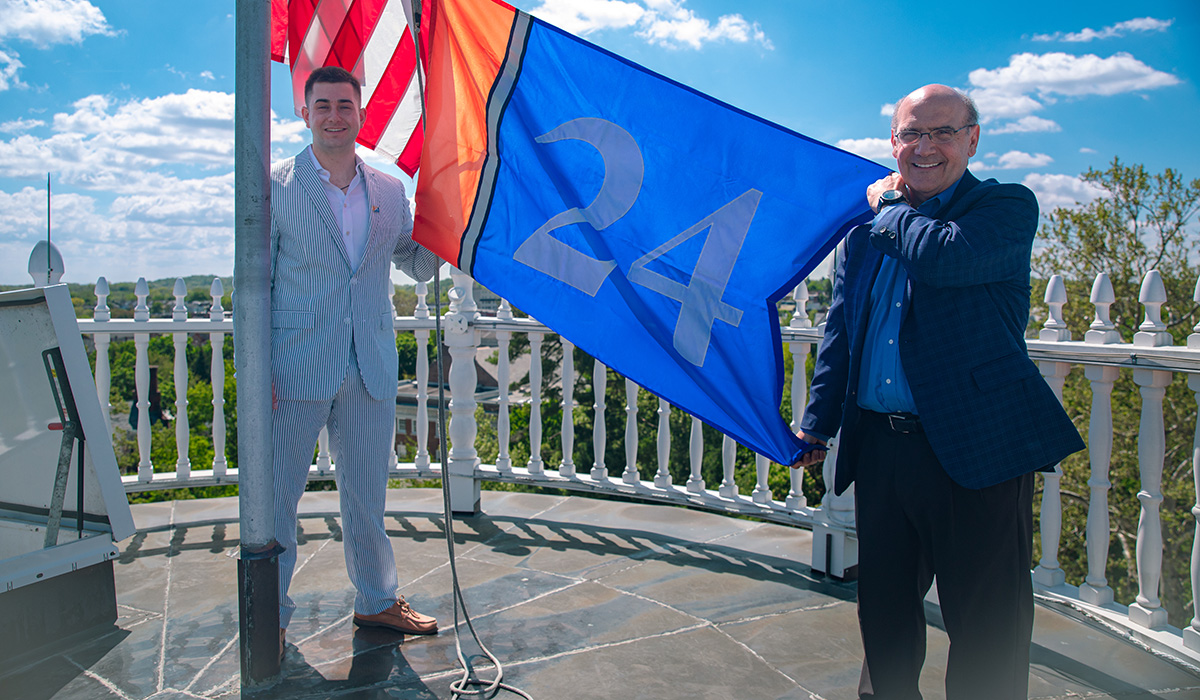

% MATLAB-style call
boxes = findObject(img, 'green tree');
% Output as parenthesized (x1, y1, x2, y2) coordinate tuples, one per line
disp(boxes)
(1031, 158, 1200, 628)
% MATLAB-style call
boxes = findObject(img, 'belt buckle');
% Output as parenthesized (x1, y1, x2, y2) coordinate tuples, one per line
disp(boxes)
(888, 413, 917, 434)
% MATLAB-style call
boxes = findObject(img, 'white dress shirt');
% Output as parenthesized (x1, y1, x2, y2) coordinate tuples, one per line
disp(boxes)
(308, 145, 370, 270)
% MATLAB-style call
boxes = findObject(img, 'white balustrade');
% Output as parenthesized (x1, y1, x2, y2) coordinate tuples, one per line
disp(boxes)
(53, 262, 1200, 664)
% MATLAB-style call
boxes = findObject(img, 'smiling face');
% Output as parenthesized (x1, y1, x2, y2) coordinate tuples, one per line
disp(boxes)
(891, 86, 979, 206)
(302, 81, 365, 156)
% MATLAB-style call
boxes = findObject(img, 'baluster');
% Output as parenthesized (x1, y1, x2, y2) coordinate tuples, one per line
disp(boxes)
(390, 280, 400, 469)
(1033, 275, 1070, 587)
(1130, 270, 1170, 629)
(560, 337, 576, 477)
(623, 378, 639, 484)
(93, 277, 112, 434)
(495, 300, 513, 473)
(719, 435, 737, 498)
(171, 279, 190, 478)
(687, 417, 704, 494)
(655, 399, 671, 488)
(592, 358, 607, 480)
(752, 454, 771, 504)
(1081, 273, 1118, 605)
(450, 268, 478, 319)
(209, 279, 227, 477)
(133, 278, 152, 481)
(528, 332, 545, 474)
(315, 428, 332, 473)
(1186, 276, 1200, 652)
(414, 280, 431, 469)
(445, 282, 481, 513)
(788, 280, 812, 509)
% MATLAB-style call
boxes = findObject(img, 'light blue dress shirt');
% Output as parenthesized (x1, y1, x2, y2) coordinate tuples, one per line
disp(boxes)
(856, 179, 960, 415)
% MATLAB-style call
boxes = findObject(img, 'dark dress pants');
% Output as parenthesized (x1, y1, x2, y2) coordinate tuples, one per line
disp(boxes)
(853, 410, 1035, 700)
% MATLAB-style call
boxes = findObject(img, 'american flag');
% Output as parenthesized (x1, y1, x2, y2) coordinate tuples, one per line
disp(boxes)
(271, 0, 426, 176)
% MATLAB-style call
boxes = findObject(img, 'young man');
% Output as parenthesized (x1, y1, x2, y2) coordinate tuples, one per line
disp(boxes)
(269, 66, 441, 639)
(795, 84, 1084, 698)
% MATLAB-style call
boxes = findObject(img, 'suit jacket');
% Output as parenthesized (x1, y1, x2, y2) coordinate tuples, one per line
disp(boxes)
(801, 170, 1084, 493)
(269, 148, 440, 402)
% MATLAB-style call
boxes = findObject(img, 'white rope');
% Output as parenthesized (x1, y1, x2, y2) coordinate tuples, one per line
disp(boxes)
(431, 273, 532, 700)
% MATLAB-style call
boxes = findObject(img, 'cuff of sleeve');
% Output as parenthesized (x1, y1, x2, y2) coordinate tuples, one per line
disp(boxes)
(803, 429, 832, 443)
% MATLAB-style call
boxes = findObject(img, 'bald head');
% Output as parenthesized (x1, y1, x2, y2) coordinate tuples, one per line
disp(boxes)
(891, 85, 978, 132)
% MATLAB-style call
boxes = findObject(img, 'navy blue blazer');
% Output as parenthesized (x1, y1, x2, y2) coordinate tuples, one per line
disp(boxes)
(801, 170, 1084, 493)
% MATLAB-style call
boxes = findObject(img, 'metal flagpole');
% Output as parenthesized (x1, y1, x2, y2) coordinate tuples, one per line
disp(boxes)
(234, 0, 281, 687)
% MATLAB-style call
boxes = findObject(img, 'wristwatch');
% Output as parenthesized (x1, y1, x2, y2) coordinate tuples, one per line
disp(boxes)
(878, 189, 906, 210)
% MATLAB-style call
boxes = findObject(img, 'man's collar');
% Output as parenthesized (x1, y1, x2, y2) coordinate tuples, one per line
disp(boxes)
(305, 144, 364, 178)
(919, 171, 968, 214)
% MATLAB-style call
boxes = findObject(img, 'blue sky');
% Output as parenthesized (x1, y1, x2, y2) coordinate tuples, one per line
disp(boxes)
(0, 0, 1196, 285)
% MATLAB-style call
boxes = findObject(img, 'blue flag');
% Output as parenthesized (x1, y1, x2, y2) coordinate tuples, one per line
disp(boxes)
(414, 0, 887, 465)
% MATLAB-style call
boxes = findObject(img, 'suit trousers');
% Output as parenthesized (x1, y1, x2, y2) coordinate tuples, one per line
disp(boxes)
(273, 342, 400, 629)
(854, 410, 1034, 700)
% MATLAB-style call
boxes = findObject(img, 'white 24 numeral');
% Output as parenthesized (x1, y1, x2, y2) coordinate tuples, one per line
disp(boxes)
(513, 117, 757, 367)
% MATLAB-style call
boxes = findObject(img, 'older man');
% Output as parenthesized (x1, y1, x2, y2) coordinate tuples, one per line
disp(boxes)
(270, 66, 441, 640)
(795, 84, 1084, 698)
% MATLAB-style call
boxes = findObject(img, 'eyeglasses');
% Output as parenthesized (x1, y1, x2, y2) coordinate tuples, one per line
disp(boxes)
(894, 124, 976, 145)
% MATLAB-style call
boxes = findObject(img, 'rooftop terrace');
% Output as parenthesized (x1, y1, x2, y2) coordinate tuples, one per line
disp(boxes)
(3, 490, 1196, 700)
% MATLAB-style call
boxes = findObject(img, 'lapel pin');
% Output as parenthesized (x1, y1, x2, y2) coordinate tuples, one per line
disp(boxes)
(372, 205, 380, 213)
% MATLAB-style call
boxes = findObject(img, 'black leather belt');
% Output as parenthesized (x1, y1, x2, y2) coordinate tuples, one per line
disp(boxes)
(865, 410, 924, 434)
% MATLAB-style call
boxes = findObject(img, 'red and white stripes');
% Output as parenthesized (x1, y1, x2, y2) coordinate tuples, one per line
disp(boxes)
(271, 0, 425, 175)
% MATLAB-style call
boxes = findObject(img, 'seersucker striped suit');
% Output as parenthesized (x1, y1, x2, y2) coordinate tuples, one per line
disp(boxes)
(270, 147, 439, 628)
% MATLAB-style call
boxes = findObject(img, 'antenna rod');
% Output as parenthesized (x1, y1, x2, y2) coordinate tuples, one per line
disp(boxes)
(47, 172, 51, 285)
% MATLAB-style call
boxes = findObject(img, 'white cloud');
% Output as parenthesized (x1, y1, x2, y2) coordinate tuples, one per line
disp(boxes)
(528, 0, 646, 35)
(968, 88, 1044, 123)
(1079, 147, 1097, 154)
(0, 89, 319, 283)
(199, 70, 215, 81)
(0, 185, 235, 285)
(1022, 172, 1107, 211)
(970, 52, 1179, 98)
(987, 115, 1061, 134)
(0, 47, 24, 91)
(0, 0, 114, 48)
(967, 51, 1180, 125)
(0, 117, 43, 133)
(996, 151, 1053, 169)
(528, 0, 771, 50)
(0, 90, 306, 190)
(0, 0, 113, 92)
(1032, 17, 1173, 42)
(835, 137, 892, 163)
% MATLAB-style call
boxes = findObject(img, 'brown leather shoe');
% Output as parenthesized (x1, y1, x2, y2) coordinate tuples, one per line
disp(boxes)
(353, 596, 438, 635)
